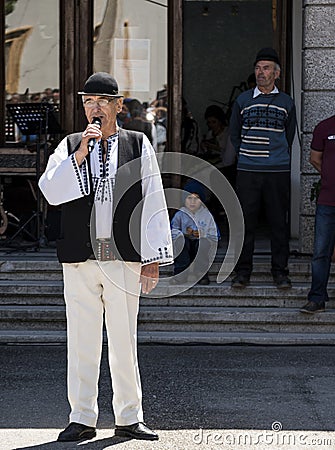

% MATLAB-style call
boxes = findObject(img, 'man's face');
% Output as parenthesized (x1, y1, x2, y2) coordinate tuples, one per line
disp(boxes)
(82, 95, 123, 129)
(254, 60, 280, 92)
(118, 103, 130, 121)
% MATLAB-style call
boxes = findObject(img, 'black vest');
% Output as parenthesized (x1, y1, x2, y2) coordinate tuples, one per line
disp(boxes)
(56, 128, 143, 263)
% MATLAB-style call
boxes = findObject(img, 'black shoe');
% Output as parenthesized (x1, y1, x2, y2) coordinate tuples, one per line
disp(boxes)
(115, 422, 158, 441)
(273, 274, 292, 289)
(300, 301, 325, 314)
(231, 274, 250, 288)
(57, 422, 96, 442)
(197, 275, 209, 285)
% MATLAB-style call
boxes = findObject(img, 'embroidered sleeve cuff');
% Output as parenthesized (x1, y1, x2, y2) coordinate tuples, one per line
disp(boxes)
(141, 246, 174, 266)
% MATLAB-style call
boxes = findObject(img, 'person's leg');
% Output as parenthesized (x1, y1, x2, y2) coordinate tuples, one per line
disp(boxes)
(222, 163, 237, 190)
(234, 171, 262, 278)
(191, 237, 217, 283)
(63, 261, 104, 427)
(173, 235, 191, 275)
(101, 260, 144, 426)
(262, 172, 290, 278)
(189, 238, 198, 264)
(308, 204, 335, 304)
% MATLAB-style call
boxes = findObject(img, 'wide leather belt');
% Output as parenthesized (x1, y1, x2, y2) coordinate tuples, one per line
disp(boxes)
(89, 240, 117, 261)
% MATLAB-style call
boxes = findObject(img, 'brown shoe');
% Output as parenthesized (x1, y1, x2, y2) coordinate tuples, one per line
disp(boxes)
(300, 301, 325, 314)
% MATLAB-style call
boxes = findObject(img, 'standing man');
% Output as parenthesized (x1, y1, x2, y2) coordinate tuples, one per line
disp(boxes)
(39, 72, 173, 442)
(301, 115, 335, 313)
(229, 48, 296, 288)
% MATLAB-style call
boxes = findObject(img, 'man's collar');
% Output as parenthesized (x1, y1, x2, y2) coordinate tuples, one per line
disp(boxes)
(253, 86, 279, 98)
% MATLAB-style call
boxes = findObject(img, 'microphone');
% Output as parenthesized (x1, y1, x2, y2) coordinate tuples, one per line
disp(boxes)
(88, 117, 102, 152)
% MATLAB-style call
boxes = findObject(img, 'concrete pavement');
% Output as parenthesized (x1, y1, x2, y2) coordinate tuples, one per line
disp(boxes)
(0, 344, 334, 449)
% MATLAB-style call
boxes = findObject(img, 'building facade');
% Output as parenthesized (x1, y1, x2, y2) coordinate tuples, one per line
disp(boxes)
(299, 0, 335, 252)
(0, 0, 334, 253)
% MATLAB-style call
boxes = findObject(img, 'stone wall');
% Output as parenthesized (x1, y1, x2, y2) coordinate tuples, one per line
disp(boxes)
(300, 0, 335, 253)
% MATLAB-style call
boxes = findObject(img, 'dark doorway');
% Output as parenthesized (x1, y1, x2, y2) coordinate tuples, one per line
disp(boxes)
(183, 0, 276, 139)
(177, 0, 293, 247)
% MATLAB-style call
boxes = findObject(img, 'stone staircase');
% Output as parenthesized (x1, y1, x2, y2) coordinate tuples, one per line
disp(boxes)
(1, 251, 335, 345)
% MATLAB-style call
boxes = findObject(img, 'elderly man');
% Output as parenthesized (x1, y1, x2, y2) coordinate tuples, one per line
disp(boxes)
(229, 48, 296, 288)
(39, 72, 172, 442)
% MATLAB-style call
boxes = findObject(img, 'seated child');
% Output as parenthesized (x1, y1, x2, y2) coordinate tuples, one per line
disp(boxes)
(171, 180, 219, 285)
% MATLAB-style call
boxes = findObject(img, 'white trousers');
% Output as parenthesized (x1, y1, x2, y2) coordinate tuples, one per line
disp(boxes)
(62, 259, 143, 427)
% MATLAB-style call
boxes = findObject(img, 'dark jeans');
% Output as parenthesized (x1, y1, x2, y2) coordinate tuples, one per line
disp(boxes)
(308, 204, 335, 304)
(235, 171, 290, 277)
(173, 236, 216, 277)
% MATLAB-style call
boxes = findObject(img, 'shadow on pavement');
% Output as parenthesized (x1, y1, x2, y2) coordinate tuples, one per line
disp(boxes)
(14, 436, 131, 450)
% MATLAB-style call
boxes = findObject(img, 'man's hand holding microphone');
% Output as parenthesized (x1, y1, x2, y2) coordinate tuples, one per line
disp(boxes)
(75, 117, 102, 166)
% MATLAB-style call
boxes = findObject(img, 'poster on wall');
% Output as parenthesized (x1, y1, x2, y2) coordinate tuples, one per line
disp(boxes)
(113, 38, 150, 92)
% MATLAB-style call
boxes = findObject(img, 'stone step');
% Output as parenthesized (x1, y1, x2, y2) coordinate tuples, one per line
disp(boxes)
(0, 255, 335, 279)
(1, 278, 335, 308)
(2, 258, 335, 281)
(146, 293, 333, 309)
(137, 330, 335, 345)
(1, 250, 333, 346)
(0, 330, 335, 346)
(0, 260, 62, 280)
(138, 306, 335, 333)
(0, 329, 335, 345)
(0, 280, 63, 304)
(1, 305, 335, 334)
(0, 305, 66, 330)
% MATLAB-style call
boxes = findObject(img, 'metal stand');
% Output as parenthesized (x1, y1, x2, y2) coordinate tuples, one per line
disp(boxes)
(4, 103, 62, 249)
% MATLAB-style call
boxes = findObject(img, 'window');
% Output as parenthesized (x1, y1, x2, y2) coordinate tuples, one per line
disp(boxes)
(4, 0, 60, 144)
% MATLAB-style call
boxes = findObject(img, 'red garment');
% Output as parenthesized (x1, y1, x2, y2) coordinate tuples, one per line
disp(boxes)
(311, 115, 335, 206)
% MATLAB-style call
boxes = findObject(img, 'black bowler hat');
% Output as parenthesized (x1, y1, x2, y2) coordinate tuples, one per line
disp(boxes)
(78, 72, 123, 97)
(254, 47, 280, 67)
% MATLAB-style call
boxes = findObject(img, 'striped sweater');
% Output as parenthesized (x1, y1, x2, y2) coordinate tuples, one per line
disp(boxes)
(229, 89, 296, 172)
